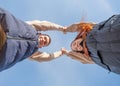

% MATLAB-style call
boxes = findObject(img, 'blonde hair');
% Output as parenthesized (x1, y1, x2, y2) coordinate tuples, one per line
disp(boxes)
(0, 24, 6, 50)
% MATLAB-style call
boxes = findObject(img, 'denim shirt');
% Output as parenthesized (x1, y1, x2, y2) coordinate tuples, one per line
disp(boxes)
(86, 14, 120, 74)
(0, 7, 38, 71)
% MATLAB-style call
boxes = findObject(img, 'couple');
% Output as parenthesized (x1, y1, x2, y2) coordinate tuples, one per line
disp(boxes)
(1, 7, 120, 75)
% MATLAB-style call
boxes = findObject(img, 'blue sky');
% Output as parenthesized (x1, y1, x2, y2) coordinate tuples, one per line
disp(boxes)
(0, 0, 120, 86)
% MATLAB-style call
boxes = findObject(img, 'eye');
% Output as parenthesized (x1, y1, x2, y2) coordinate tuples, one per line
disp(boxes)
(73, 42, 76, 46)
(44, 37, 47, 40)
(43, 37, 48, 45)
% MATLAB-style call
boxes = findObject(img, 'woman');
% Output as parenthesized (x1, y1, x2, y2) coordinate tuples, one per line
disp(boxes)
(62, 14, 120, 74)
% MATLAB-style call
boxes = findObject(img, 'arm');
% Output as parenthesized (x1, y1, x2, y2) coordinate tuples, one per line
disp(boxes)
(67, 51, 94, 64)
(64, 23, 80, 32)
(64, 22, 96, 33)
(26, 20, 64, 32)
(29, 50, 63, 62)
(61, 48, 94, 64)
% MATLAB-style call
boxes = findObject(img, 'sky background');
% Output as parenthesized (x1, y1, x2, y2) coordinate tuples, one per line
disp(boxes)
(0, 0, 120, 86)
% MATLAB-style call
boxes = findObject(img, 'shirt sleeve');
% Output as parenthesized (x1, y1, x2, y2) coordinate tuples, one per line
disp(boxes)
(65, 51, 94, 64)
(65, 23, 79, 32)
(64, 22, 96, 33)
(26, 20, 64, 32)
(29, 51, 63, 62)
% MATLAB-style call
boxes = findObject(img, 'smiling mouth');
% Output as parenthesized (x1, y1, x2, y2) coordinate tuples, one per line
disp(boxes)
(79, 40, 84, 47)
(75, 40, 84, 53)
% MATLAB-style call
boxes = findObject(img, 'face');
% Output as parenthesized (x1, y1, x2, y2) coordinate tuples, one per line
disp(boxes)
(71, 38, 83, 51)
(38, 34, 50, 48)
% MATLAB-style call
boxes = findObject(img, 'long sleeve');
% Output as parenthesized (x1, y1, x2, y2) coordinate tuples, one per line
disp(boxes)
(26, 20, 64, 32)
(65, 23, 80, 32)
(64, 22, 96, 33)
(29, 50, 63, 62)
(65, 51, 94, 64)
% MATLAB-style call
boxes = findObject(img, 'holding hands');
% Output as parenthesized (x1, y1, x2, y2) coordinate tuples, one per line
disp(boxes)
(61, 48, 69, 54)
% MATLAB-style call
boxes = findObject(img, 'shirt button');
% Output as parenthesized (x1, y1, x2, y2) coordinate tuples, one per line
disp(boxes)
(26, 33, 29, 36)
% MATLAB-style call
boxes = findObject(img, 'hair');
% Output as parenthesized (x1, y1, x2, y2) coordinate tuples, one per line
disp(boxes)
(71, 22, 95, 50)
(75, 22, 95, 39)
(0, 25, 6, 50)
(41, 33, 51, 46)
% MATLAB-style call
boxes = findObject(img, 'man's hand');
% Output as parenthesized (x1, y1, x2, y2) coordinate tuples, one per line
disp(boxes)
(62, 26, 67, 34)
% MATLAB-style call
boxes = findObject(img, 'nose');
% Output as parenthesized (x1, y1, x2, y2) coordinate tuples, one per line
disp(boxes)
(75, 44, 82, 51)
(40, 37, 44, 45)
(40, 37, 45, 41)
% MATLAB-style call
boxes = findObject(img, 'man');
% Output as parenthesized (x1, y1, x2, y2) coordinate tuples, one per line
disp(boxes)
(0, 7, 64, 72)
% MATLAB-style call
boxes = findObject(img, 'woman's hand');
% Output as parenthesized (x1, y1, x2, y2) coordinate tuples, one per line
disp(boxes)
(61, 47, 69, 54)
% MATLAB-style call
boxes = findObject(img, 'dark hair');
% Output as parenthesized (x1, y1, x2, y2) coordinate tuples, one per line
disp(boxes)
(41, 33, 51, 46)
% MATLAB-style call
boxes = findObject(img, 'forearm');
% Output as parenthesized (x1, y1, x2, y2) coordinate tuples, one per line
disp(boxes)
(65, 51, 94, 64)
(26, 20, 64, 32)
(64, 23, 80, 32)
(29, 51, 63, 62)
(64, 22, 96, 33)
